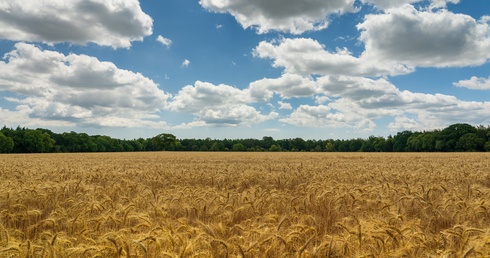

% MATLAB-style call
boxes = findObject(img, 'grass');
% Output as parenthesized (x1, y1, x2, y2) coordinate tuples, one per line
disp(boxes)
(0, 152, 489, 257)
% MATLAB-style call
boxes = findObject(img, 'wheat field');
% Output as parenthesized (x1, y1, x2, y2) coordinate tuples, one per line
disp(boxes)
(0, 152, 489, 257)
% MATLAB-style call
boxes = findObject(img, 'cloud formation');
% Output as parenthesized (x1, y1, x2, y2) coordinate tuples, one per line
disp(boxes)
(0, 0, 153, 48)
(181, 59, 191, 68)
(199, 0, 356, 34)
(360, 0, 459, 10)
(254, 38, 412, 77)
(360, 0, 420, 9)
(279, 76, 490, 132)
(454, 76, 490, 90)
(157, 35, 172, 48)
(358, 5, 490, 68)
(168, 81, 277, 126)
(278, 101, 293, 110)
(248, 73, 318, 101)
(0, 43, 170, 128)
(254, 6, 490, 77)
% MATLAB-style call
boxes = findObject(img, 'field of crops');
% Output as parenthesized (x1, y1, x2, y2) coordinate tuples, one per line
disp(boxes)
(1, 152, 490, 257)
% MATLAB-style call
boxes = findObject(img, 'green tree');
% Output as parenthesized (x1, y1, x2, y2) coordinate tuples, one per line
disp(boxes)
(456, 133, 485, 151)
(0, 132, 14, 153)
(269, 144, 281, 152)
(232, 143, 246, 151)
(393, 131, 413, 152)
(485, 141, 490, 152)
(360, 136, 376, 152)
(23, 129, 55, 153)
(210, 142, 225, 151)
(261, 136, 274, 150)
(349, 139, 363, 152)
(384, 135, 394, 152)
(439, 123, 477, 151)
(152, 133, 177, 151)
(337, 140, 350, 152)
(421, 132, 437, 152)
(291, 138, 306, 151)
(373, 137, 387, 152)
(130, 140, 145, 152)
(325, 141, 335, 152)
(486, 131, 490, 151)
(407, 133, 423, 152)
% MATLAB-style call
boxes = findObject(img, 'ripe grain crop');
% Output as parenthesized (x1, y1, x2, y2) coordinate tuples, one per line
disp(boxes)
(0, 152, 489, 257)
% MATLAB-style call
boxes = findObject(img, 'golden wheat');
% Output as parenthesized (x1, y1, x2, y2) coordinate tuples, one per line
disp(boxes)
(0, 152, 489, 257)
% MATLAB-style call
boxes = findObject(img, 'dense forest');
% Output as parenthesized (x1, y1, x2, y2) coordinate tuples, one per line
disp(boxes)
(1, 123, 490, 153)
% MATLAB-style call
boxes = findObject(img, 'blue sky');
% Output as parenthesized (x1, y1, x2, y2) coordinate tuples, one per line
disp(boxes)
(0, 0, 489, 140)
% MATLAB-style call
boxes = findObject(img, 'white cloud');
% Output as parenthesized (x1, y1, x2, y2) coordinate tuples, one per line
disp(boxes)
(358, 5, 490, 68)
(181, 59, 191, 68)
(157, 35, 172, 48)
(199, 0, 356, 34)
(169, 81, 250, 112)
(253, 38, 412, 77)
(360, 0, 421, 9)
(253, 7, 490, 78)
(0, 0, 153, 48)
(454, 76, 490, 90)
(0, 43, 170, 128)
(278, 101, 293, 110)
(248, 73, 318, 101)
(387, 116, 426, 132)
(168, 81, 277, 126)
(0, 106, 75, 128)
(279, 104, 377, 131)
(317, 76, 399, 102)
(360, 0, 460, 10)
(315, 95, 331, 104)
(430, 0, 460, 9)
(279, 75, 490, 132)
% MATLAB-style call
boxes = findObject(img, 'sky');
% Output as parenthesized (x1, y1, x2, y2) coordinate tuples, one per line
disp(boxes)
(0, 0, 489, 140)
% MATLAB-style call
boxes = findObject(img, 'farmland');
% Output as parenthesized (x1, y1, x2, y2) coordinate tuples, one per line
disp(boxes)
(1, 152, 490, 257)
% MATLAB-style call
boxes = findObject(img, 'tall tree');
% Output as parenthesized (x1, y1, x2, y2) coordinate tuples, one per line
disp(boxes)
(152, 133, 177, 151)
(456, 133, 485, 151)
(392, 131, 413, 152)
(439, 123, 477, 151)
(0, 132, 14, 153)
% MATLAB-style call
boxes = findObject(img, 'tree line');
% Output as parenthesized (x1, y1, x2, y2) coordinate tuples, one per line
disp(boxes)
(1, 123, 490, 153)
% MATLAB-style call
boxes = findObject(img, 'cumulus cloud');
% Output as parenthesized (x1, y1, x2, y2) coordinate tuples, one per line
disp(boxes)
(387, 116, 426, 132)
(280, 104, 378, 131)
(358, 5, 490, 68)
(253, 38, 413, 77)
(0, 43, 170, 128)
(315, 95, 331, 104)
(0, 106, 76, 128)
(278, 101, 293, 110)
(454, 76, 490, 90)
(168, 81, 277, 126)
(280, 76, 490, 132)
(181, 59, 191, 68)
(360, 0, 459, 10)
(254, 6, 490, 77)
(317, 76, 399, 103)
(157, 35, 172, 48)
(248, 73, 318, 101)
(199, 0, 356, 34)
(0, 0, 153, 48)
(360, 0, 421, 9)
(430, 0, 460, 9)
